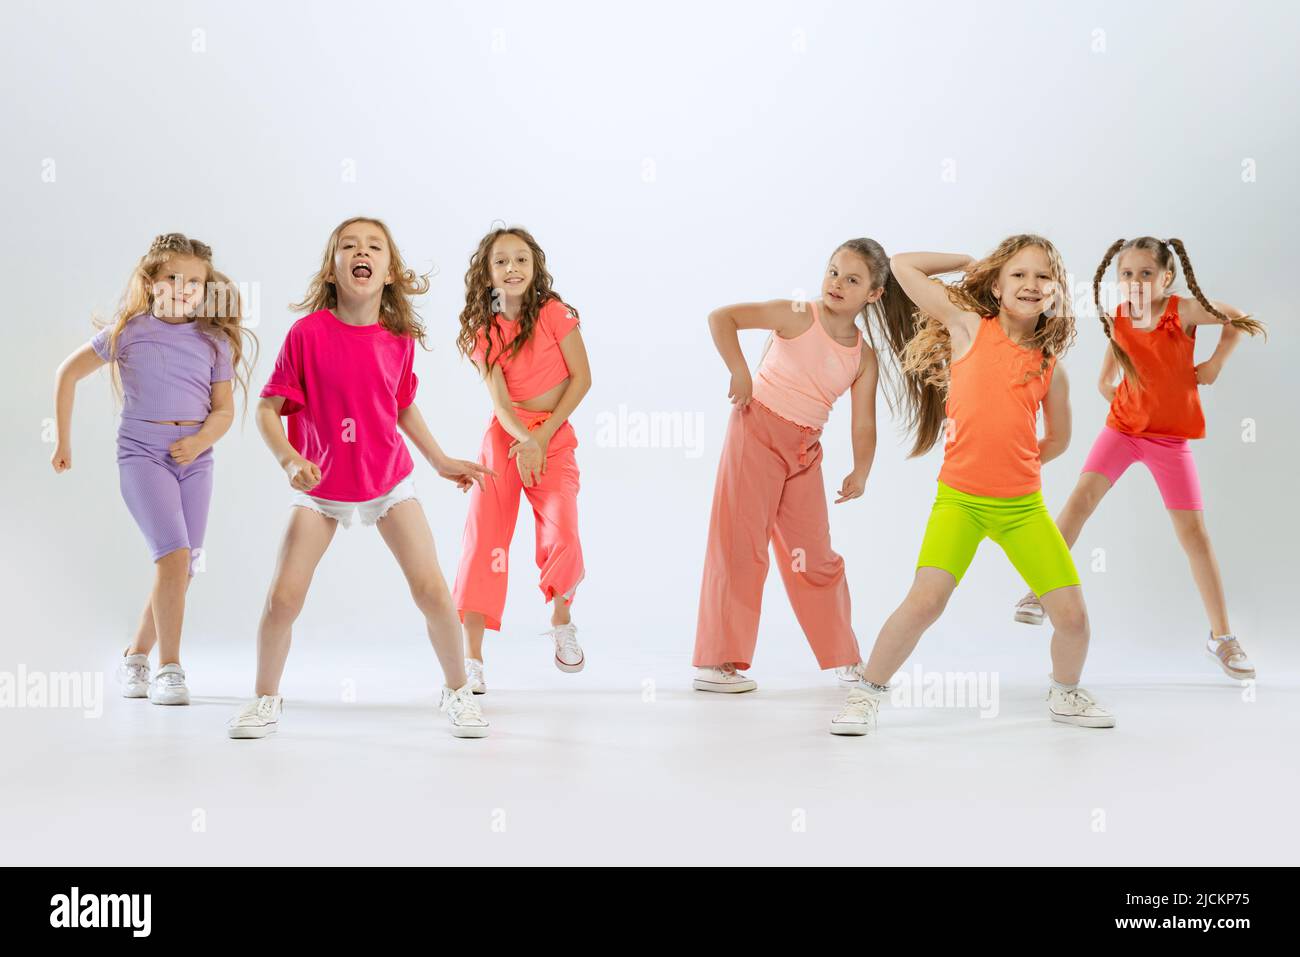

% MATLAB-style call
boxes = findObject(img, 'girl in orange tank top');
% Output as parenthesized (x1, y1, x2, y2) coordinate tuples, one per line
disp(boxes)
(1011, 237, 1266, 682)
(829, 236, 1117, 737)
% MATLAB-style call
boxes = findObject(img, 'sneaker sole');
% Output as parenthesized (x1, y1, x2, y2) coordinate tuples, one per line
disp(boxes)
(1207, 651, 1255, 681)
(692, 679, 757, 693)
(150, 695, 190, 706)
(1014, 610, 1045, 625)
(450, 725, 489, 738)
(1050, 712, 1115, 728)
(122, 687, 149, 698)
(228, 724, 277, 739)
(555, 656, 584, 674)
(829, 722, 872, 736)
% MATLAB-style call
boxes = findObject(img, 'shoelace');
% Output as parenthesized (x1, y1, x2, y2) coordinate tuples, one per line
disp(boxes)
(542, 625, 581, 661)
(718, 663, 739, 677)
(120, 662, 149, 683)
(446, 688, 484, 724)
(1058, 686, 1097, 710)
(837, 688, 880, 721)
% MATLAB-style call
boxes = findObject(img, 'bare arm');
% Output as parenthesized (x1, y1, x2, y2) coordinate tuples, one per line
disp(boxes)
(397, 403, 493, 492)
(707, 299, 809, 406)
(530, 327, 592, 444)
(1098, 346, 1120, 402)
(481, 361, 535, 445)
(256, 395, 321, 491)
(1038, 363, 1072, 466)
(836, 346, 879, 504)
(50, 344, 108, 472)
(889, 252, 980, 349)
(1181, 298, 1248, 385)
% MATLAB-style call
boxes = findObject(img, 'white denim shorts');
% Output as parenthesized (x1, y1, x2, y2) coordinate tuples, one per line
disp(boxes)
(290, 475, 417, 529)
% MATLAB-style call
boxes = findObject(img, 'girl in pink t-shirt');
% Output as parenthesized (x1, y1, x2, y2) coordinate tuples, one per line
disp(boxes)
(227, 217, 494, 740)
(452, 227, 593, 693)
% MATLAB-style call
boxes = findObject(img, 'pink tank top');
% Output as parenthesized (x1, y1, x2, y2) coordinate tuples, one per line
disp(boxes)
(751, 300, 862, 429)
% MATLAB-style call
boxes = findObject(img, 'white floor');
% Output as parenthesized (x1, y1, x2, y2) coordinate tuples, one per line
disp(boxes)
(4, 640, 1296, 866)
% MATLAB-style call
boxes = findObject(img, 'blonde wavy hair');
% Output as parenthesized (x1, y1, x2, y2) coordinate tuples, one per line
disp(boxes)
(888, 234, 1077, 457)
(292, 216, 430, 345)
(95, 232, 256, 412)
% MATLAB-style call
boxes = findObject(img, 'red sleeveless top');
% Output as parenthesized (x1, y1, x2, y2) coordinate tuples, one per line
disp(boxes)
(1106, 295, 1205, 440)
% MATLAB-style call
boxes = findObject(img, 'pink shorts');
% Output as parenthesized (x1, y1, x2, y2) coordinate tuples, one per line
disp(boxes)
(1081, 425, 1203, 511)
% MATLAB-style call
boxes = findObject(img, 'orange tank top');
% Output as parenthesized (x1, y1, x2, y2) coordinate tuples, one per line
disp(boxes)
(1105, 295, 1204, 440)
(938, 316, 1055, 498)
(750, 299, 862, 429)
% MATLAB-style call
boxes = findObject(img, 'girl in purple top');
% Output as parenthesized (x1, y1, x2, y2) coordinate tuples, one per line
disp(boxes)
(52, 233, 255, 706)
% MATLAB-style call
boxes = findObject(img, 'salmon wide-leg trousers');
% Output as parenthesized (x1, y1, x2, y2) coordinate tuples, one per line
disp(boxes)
(453, 409, 584, 632)
(694, 400, 860, 671)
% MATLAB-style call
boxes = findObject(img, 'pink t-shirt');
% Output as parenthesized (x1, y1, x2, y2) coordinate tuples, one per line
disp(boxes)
(261, 309, 419, 502)
(470, 297, 580, 403)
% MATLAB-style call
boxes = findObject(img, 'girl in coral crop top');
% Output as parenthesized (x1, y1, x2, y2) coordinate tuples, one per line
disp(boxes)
(830, 237, 1116, 739)
(1011, 236, 1266, 683)
(452, 227, 593, 692)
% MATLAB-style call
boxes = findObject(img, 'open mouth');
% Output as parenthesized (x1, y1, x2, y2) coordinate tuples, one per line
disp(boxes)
(828, 290, 844, 301)
(351, 262, 373, 280)
(504, 277, 523, 285)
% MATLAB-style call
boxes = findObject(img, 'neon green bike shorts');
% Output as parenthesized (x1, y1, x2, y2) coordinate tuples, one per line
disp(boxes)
(916, 481, 1081, 597)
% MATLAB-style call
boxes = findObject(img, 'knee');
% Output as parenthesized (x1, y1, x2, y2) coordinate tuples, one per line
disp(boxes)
(411, 577, 454, 617)
(1050, 598, 1090, 638)
(906, 586, 950, 625)
(1174, 514, 1210, 547)
(156, 548, 191, 579)
(266, 581, 308, 623)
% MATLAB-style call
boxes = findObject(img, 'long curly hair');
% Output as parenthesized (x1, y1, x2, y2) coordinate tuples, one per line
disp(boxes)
(292, 216, 430, 345)
(885, 234, 1076, 457)
(94, 232, 257, 413)
(1093, 236, 1266, 387)
(455, 226, 578, 372)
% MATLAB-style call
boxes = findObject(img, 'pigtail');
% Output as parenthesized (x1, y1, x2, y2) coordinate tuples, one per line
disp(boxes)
(1165, 238, 1266, 339)
(1093, 239, 1142, 386)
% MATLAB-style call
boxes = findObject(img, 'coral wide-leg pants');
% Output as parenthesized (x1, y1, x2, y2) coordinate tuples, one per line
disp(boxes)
(453, 409, 584, 632)
(693, 400, 860, 671)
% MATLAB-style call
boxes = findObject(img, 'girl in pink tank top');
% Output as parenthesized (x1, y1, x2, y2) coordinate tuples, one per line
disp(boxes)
(693, 238, 916, 694)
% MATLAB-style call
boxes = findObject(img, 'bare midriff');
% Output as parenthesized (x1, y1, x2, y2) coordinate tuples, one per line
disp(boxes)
(515, 377, 570, 412)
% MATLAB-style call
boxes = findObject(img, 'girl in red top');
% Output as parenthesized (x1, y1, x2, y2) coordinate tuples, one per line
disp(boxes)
(1012, 237, 1265, 681)
(227, 217, 494, 740)
(453, 228, 593, 694)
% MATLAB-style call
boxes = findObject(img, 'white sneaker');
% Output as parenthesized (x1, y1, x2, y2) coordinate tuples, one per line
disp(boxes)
(117, 652, 150, 698)
(1207, 633, 1255, 681)
(149, 662, 190, 706)
(692, 663, 757, 693)
(227, 695, 284, 739)
(829, 685, 885, 735)
(440, 683, 490, 738)
(544, 623, 585, 673)
(1047, 682, 1115, 728)
(1014, 591, 1045, 625)
(465, 657, 487, 694)
(834, 662, 867, 685)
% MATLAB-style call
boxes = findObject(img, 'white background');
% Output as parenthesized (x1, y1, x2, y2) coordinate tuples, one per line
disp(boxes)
(2, 0, 1297, 865)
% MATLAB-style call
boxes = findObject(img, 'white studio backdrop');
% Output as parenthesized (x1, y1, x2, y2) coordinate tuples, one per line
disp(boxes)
(2, 0, 1297, 690)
